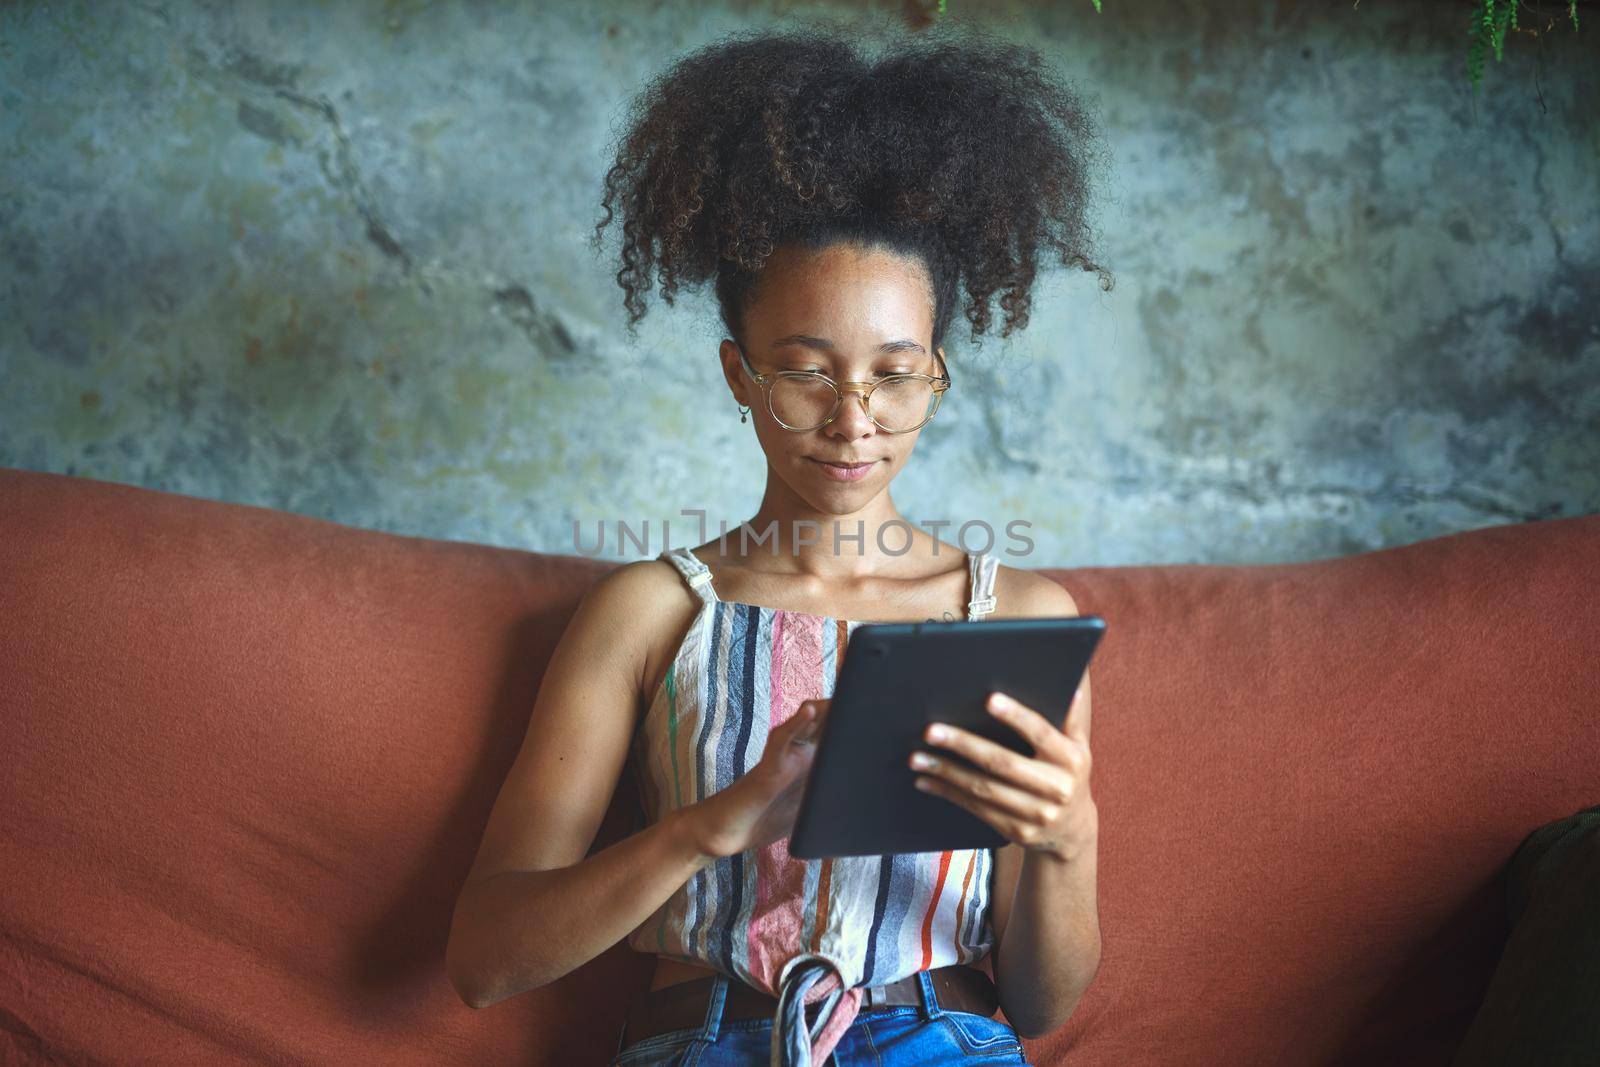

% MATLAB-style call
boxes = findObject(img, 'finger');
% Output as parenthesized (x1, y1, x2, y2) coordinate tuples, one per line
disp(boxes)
(786, 701, 823, 742)
(789, 698, 829, 721)
(923, 719, 1074, 797)
(985, 691, 1076, 762)
(912, 773, 1046, 845)
(909, 745, 1071, 821)
(784, 699, 832, 744)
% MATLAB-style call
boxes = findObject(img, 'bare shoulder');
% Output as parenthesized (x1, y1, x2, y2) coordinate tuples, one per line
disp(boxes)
(575, 555, 702, 706)
(576, 554, 695, 630)
(992, 561, 1080, 618)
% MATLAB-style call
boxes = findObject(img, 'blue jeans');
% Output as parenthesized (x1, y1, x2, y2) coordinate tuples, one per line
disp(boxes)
(610, 969, 1030, 1065)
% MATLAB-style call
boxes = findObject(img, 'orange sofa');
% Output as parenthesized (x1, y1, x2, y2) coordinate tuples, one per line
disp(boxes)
(2, 464, 1597, 1065)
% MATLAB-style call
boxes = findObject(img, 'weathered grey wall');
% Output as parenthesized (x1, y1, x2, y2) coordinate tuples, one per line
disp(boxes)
(2, 0, 1596, 566)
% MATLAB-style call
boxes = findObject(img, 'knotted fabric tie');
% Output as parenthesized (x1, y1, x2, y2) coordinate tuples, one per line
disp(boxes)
(770, 957, 862, 1066)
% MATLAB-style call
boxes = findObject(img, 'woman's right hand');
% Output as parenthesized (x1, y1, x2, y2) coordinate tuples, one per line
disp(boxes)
(679, 699, 831, 860)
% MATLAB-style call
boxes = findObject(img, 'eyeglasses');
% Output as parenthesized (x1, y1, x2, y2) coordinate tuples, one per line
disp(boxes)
(734, 341, 952, 434)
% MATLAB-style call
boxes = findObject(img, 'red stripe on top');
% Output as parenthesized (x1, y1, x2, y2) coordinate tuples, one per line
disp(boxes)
(919, 850, 955, 971)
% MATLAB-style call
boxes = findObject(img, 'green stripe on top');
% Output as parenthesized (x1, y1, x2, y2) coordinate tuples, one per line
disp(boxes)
(666, 660, 682, 810)
(658, 660, 681, 956)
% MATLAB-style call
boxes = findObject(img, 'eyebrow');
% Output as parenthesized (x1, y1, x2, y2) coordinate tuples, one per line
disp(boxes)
(769, 334, 927, 356)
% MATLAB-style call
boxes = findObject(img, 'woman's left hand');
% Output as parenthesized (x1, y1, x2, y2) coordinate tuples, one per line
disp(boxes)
(907, 684, 1095, 864)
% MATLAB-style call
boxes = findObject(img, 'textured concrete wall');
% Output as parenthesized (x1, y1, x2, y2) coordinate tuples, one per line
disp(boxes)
(2, 0, 1595, 566)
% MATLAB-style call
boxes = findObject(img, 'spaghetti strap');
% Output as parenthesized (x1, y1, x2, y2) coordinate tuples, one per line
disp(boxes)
(660, 546, 721, 605)
(966, 551, 999, 620)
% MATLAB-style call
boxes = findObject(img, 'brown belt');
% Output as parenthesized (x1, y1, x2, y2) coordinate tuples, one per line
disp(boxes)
(619, 963, 1000, 1049)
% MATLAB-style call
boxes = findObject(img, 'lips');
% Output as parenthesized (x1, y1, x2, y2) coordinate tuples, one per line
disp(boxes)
(809, 457, 878, 482)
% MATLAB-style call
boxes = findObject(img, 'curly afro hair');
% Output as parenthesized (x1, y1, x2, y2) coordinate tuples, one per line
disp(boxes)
(590, 21, 1114, 354)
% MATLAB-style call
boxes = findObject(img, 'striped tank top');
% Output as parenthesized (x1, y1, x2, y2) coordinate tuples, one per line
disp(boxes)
(625, 545, 1002, 1066)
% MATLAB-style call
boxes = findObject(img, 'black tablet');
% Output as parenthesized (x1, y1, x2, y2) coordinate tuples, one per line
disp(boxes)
(788, 615, 1105, 859)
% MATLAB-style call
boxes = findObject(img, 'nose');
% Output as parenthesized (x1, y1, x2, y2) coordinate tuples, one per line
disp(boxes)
(827, 382, 878, 438)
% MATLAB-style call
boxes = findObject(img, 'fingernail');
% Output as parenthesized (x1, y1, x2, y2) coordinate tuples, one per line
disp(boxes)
(926, 724, 946, 742)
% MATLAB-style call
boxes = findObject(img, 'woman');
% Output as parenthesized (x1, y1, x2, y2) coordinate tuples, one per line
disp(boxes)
(447, 22, 1112, 1066)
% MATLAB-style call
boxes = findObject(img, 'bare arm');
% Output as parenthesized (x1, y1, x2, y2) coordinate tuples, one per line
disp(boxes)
(449, 808, 714, 1007)
(445, 561, 708, 1008)
(984, 574, 1101, 1038)
(990, 774, 1100, 1037)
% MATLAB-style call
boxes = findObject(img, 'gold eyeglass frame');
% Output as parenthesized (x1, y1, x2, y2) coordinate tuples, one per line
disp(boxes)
(733, 341, 953, 434)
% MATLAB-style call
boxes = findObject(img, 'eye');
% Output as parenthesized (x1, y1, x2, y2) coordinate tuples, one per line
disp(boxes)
(783, 367, 916, 378)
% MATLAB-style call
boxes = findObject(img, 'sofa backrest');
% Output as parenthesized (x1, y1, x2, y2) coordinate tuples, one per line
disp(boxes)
(2, 465, 1597, 1065)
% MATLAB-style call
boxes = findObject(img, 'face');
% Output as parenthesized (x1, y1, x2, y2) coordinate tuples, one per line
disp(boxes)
(720, 241, 945, 514)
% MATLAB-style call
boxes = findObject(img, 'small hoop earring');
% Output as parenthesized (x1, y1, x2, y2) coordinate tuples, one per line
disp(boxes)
(738, 404, 751, 424)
